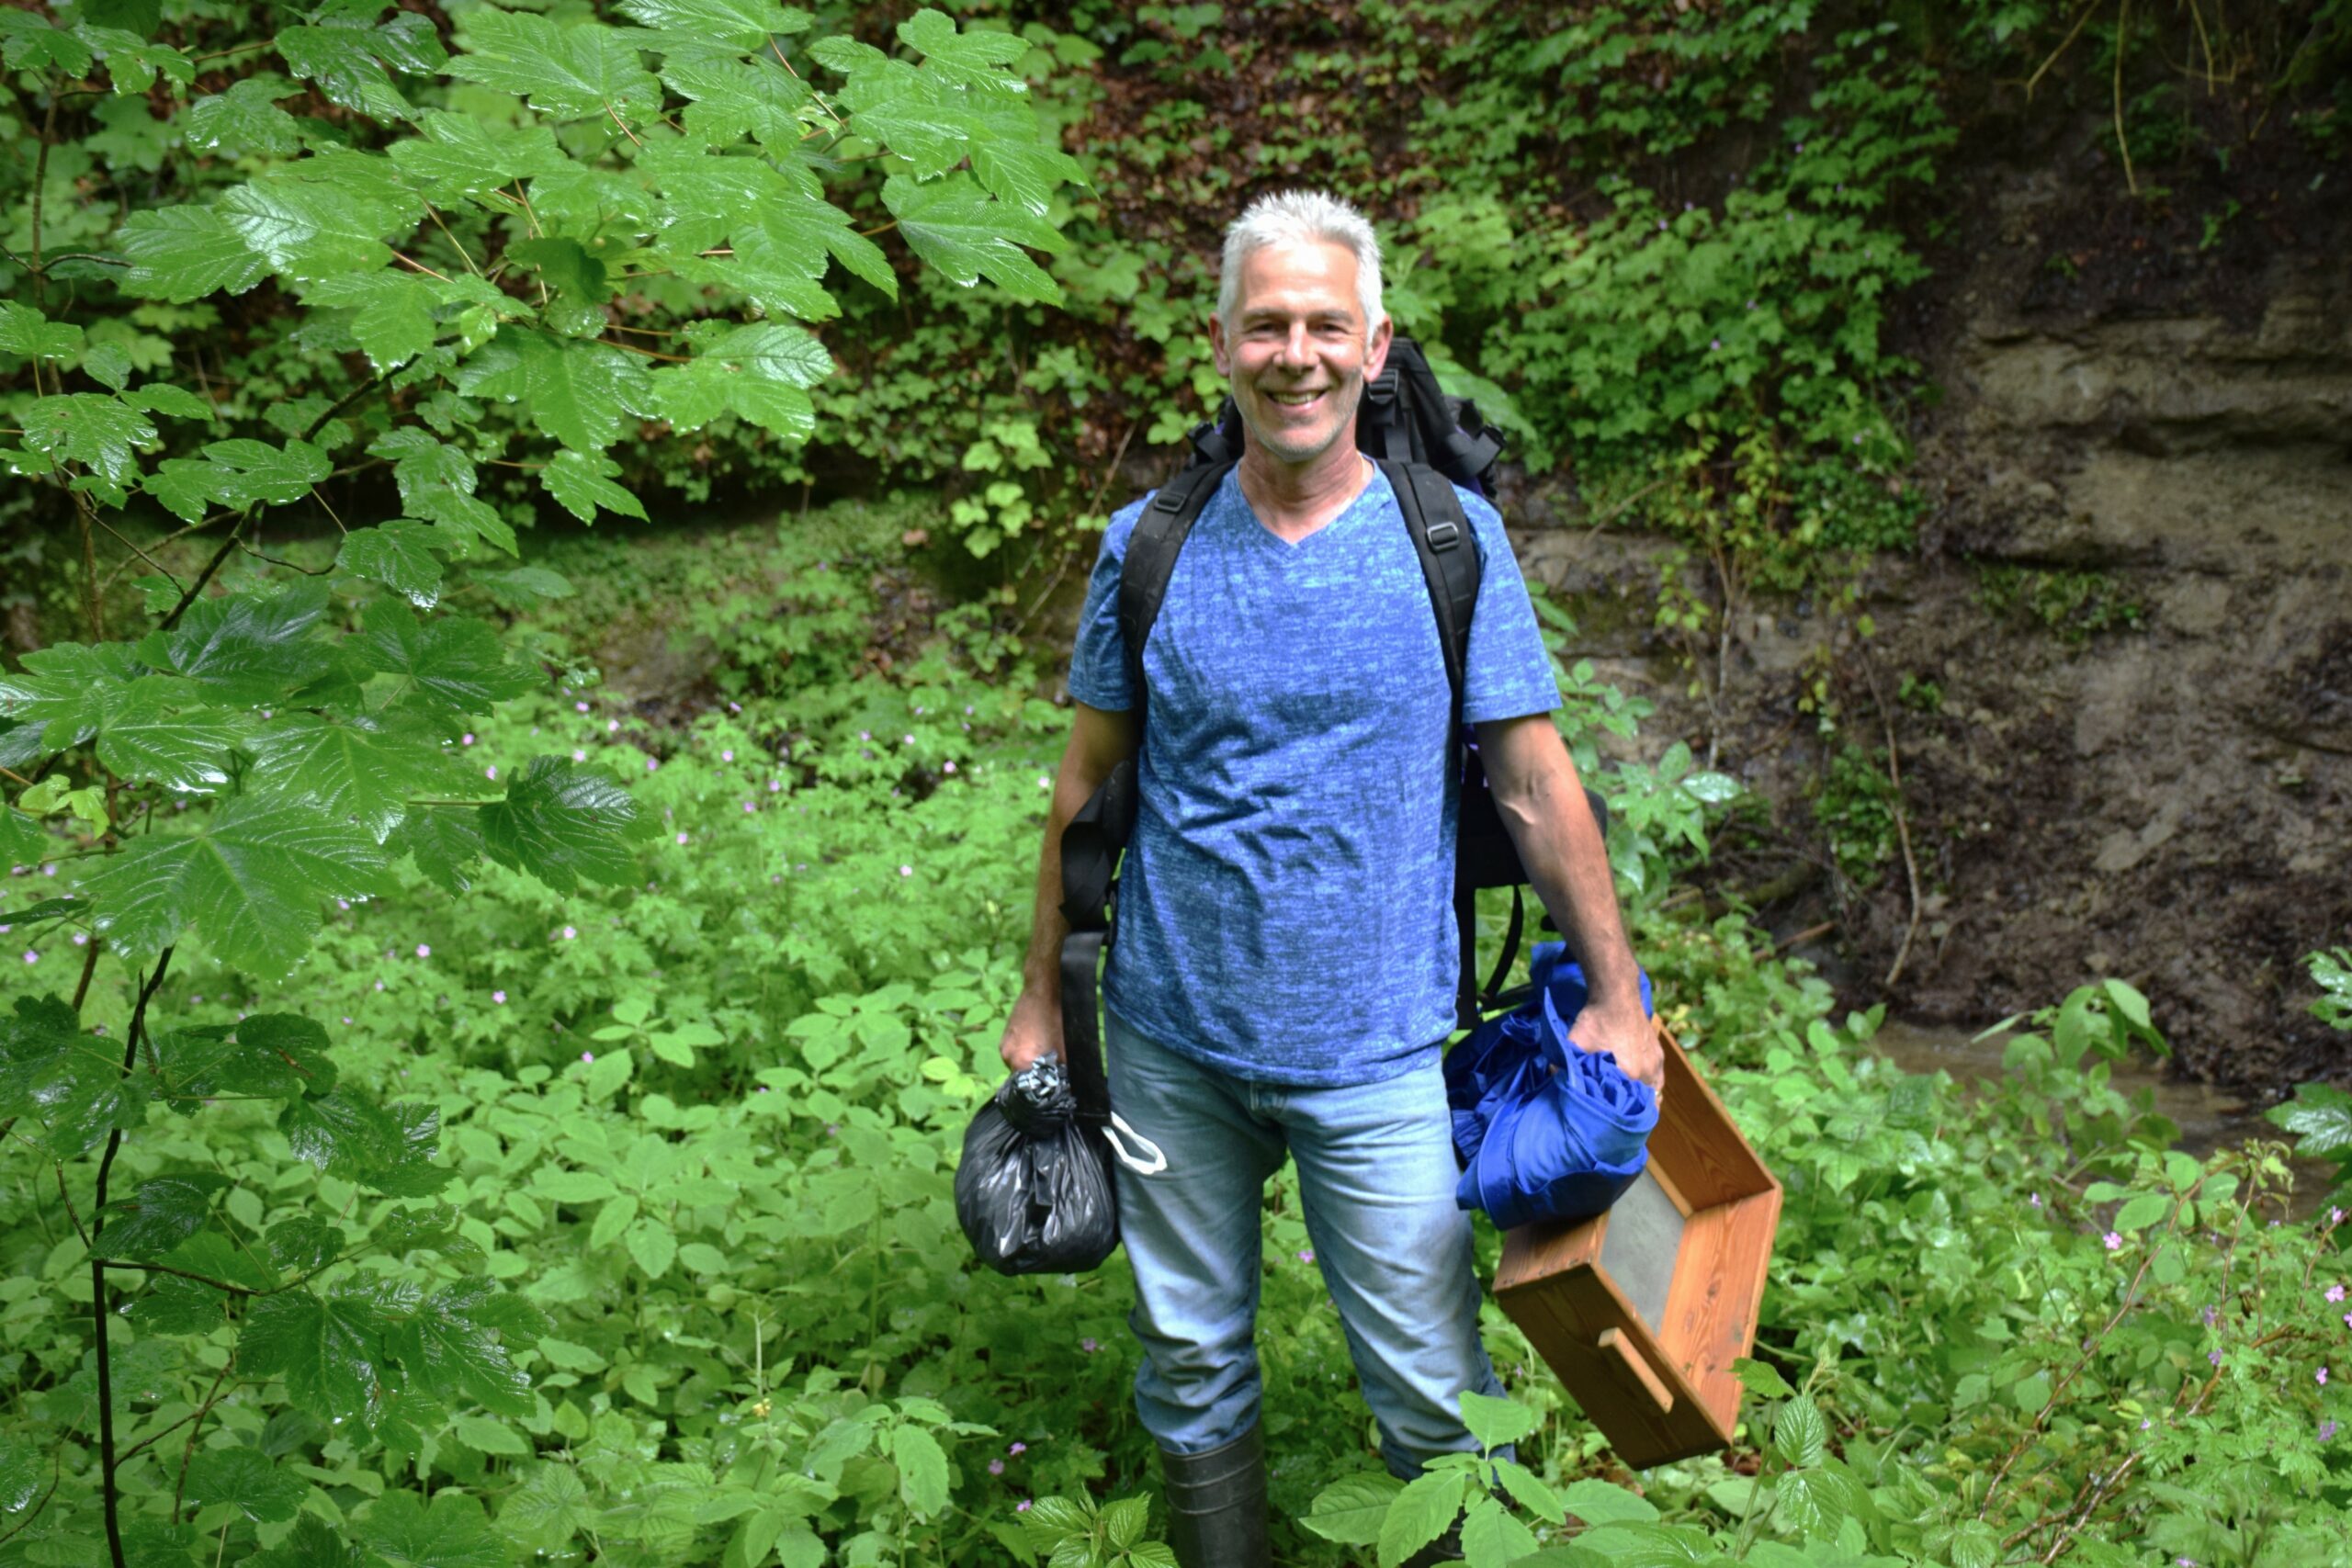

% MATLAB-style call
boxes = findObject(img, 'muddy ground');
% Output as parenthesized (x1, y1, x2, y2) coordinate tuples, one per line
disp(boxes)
(1504, 110, 2351, 1094)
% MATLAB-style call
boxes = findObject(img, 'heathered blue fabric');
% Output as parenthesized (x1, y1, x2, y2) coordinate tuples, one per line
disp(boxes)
(1068, 464, 1561, 1088)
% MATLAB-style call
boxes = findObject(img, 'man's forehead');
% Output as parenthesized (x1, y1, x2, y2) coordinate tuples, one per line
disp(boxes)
(1230, 240, 1363, 317)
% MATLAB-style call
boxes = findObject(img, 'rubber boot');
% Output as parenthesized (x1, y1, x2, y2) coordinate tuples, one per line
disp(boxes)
(1160, 1424, 1271, 1568)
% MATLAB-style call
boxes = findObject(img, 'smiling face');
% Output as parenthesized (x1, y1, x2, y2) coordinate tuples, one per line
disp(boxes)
(1209, 238, 1392, 472)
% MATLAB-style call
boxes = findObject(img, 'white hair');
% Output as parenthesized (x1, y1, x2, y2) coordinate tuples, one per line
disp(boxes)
(1216, 189, 1385, 342)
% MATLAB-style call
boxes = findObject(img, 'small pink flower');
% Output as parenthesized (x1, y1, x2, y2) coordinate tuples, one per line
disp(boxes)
(2030, 1192, 2041, 1208)
(373, 981, 385, 992)
(574, 701, 589, 713)
(415, 944, 430, 959)
(607, 719, 620, 733)
(742, 801, 756, 814)
(1080, 1337, 1099, 1353)
(462, 733, 475, 746)
(899, 864, 912, 877)
(572, 750, 586, 762)
(767, 779, 782, 792)
(492, 991, 507, 1005)
(647, 757, 659, 773)
(2103, 1232, 2123, 1251)
(20, 950, 35, 964)
(2328, 1284, 2346, 1303)
(1009, 1441, 1026, 1455)
(722, 749, 734, 762)
(582, 1051, 594, 1063)
(1015, 1500, 1031, 1512)
(485, 765, 497, 780)
(675, 831, 689, 845)
(561, 926, 577, 940)
(2321, 1367, 2331, 1386)
(1297, 1249, 1314, 1264)
(988, 1459, 1004, 1476)
(944, 761, 956, 774)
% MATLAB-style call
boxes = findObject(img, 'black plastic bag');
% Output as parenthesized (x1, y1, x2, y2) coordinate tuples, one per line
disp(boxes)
(956, 1057, 1120, 1276)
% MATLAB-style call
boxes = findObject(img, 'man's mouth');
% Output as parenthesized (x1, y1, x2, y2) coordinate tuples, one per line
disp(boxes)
(1263, 389, 1326, 410)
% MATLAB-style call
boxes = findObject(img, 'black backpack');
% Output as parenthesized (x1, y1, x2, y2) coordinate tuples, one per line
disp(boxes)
(1054, 338, 1607, 1082)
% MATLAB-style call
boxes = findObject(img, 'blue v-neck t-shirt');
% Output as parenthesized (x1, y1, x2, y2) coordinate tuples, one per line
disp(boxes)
(1067, 464, 1561, 1087)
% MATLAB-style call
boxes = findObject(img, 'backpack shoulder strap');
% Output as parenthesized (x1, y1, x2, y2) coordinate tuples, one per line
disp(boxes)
(1377, 457, 1479, 714)
(1118, 458, 1235, 732)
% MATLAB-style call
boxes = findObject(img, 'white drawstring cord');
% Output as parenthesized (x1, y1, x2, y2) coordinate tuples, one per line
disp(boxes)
(1103, 1112, 1168, 1176)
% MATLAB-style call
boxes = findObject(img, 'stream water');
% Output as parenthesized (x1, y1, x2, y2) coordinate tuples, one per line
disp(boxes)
(1866, 1020, 2338, 1219)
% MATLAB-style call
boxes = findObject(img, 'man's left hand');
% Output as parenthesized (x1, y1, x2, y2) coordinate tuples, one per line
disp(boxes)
(1567, 997, 1665, 1099)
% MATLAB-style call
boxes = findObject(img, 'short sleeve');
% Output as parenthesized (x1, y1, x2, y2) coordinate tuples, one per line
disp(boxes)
(1067, 495, 1151, 711)
(1456, 487, 1562, 724)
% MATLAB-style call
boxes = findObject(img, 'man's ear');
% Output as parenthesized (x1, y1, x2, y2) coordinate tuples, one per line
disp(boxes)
(1208, 311, 1230, 378)
(1363, 313, 1394, 382)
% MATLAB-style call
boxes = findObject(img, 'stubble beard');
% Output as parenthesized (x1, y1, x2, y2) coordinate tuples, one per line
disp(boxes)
(1236, 371, 1365, 468)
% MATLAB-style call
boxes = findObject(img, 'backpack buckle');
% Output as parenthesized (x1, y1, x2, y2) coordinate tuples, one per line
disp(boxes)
(1425, 518, 1461, 551)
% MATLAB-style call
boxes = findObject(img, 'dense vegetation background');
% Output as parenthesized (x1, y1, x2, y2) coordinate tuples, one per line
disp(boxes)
(3, 1, 2350, 1564)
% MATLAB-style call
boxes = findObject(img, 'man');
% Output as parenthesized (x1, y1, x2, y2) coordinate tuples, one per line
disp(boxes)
(998, 189, 1658, 1567)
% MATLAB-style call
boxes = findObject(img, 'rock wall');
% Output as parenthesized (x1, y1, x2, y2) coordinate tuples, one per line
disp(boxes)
(1512, 135, 2352, 1089)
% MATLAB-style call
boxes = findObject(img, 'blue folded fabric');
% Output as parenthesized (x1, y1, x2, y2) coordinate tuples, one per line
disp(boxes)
(1442, 943, 1659, 1231)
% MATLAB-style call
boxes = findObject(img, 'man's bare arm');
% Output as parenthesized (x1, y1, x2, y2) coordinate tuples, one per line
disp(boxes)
(1474, 712, 1661, 1091)
(1000, 700, 1139, 1071)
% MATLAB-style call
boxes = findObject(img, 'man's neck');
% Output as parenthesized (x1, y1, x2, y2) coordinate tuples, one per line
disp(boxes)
(1236, 443, 1371, 542)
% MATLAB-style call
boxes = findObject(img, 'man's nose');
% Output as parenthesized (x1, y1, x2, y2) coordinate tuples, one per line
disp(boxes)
(1272, 323, 1313, 367)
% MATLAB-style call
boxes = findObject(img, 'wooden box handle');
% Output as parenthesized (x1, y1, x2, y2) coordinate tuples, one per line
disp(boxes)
(1594, 1328, 1675, 1414)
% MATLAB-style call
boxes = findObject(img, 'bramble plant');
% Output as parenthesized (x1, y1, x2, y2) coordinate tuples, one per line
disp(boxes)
(0, 2, 1077, 1562)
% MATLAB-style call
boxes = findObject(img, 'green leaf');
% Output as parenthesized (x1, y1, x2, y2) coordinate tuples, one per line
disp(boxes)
(0, 994, 152, 1157)
(284, 1092, 447, 1196)
(386, 808, 485, 896)
(338, 522, 446, 609)
(0, 10, 95, 74)
(540, 450, 647, 524)
(124, 382, 215, 421)
(617, 0, 811, 49)
(387, 111, 567, 202)
(302, 271, 442, 372)
(219, 164, 419, 281)
(358, 601, 538, 716)
(21, 394, 153, 487)
(96, 1173, 224, 1260)
(884, 171, 1065, 303)
(891, 1424, 950, 1517)
(91, 685, 246, 795)
(184, 1446, 307, 1525)
(896, 8, 1028, 88)
(1302, 1473, 1405, 1547)
(2112, 1192, 2172, 1233)
(117, 207, 271, 303)
(452, 1414, 528, 1455)
(661, 51, 812, 145)
(1771, 1398, 1827, 1468)
(1457, 1389, 1539, 1451)
(446, 11, 662, 124)
(196, 437, 332, 506)
(184, 75, 304, 157)
(238, 1285, 394, 1428)
(588, 1193, 639, 1249)
(533, 1169, 618, 1203)
(1732, 1358, 1796, 1399)
(480, 755, 644, 894)
(498, 1465, 590, 1553)
(135, 580, 333, 706)
(625, 1216, 676, 1279)
(248, 712, 469, 842)
(1559, 1478, 1659, 1526)
(80, 793, 388, 976)
(276, 22, 413, 122)
(1460, 1495, 1539, 1568)
(2268, 1083, 2352, 1155)
(2008, 1372, 2051, 1415)
(407, 484, 517, 558)
(649, 322, 832, 443)
(151, 1012, 337, 1100)
(398, 1280, 536, 1416)
(266, 1215, 345, 1273)
(1379, 1470, 1465, 1567)
(254, 1514, 367, 1568)
(458, 330, 647, 455)
(79, 341, 134, 392)
(0, 302, 84, 362)
(356, 1489, 506, 1568)
(129, 1271, 232, 1336)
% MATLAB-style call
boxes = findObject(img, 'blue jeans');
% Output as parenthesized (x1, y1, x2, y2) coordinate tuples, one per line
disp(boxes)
(1106, 1008, 1505, 1479)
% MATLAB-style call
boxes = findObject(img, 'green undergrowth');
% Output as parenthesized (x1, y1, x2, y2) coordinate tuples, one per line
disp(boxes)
(6, 572, 2346, 1566)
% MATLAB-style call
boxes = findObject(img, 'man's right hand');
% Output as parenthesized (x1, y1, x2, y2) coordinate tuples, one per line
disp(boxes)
(998, 986, 1063, 1074)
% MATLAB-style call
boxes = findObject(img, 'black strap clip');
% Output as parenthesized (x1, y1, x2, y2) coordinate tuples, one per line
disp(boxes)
(1425, 517, 1461, 551)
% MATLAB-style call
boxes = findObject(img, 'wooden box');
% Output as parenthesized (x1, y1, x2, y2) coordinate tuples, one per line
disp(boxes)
(1491, 1018, 1781, 1469)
